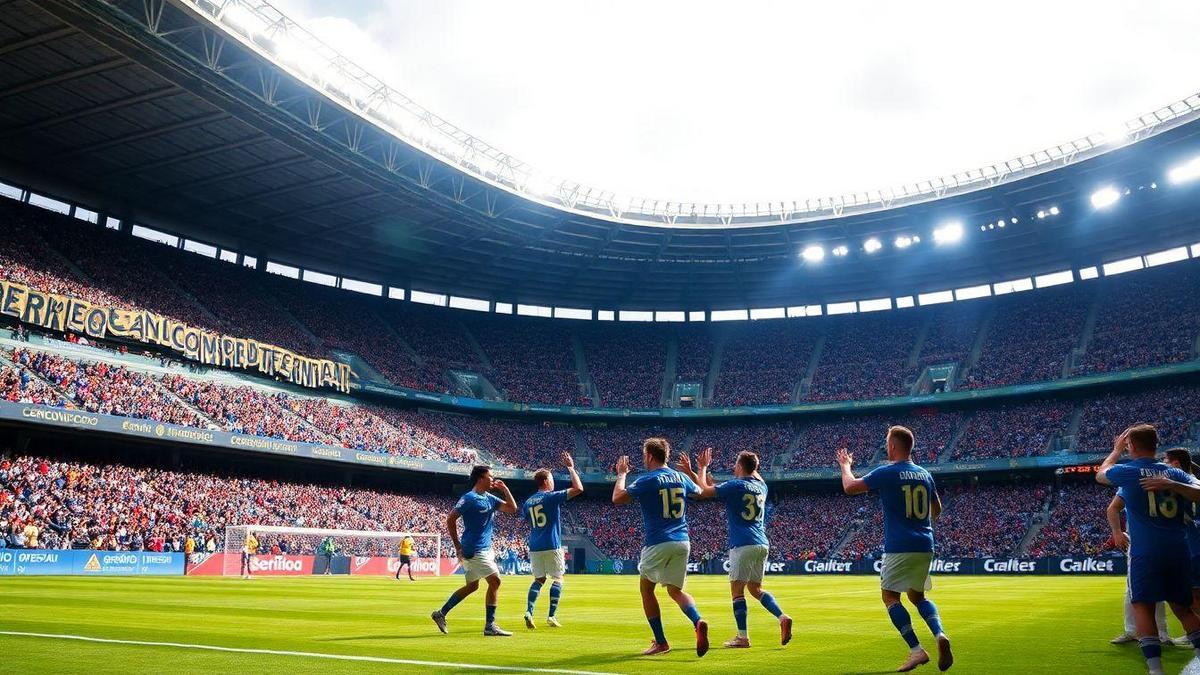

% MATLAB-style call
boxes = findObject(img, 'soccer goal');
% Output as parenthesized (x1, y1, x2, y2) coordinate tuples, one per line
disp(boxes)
(222, 525, 442, 577)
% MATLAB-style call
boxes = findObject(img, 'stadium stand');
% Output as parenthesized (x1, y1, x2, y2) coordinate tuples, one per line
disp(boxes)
(712, 321, 819, 406)
(580, 323, 667, 409)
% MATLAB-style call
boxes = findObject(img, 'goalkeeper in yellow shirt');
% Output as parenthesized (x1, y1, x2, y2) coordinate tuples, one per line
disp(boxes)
(241, 531, 258, 580)
(396, 535, 416, 581)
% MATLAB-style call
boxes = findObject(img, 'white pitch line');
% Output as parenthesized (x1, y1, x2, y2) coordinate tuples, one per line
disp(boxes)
(0, 631, 618, 675)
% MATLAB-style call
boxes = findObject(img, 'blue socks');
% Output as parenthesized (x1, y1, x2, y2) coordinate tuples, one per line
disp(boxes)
(439, 591, 464, 616)
(526, 581, 543, 614)
(648, 616, 667, 644)
(682, 603, 702, 627)
(915, 599, 944, 637)
(733, 596, 748, 637)
(486, 604, 497, 626)
(759, 592, 784, 618)
(887, 603, 921, 649)
(1140, 636, 1163, 672)
(548, 582, 562, 617)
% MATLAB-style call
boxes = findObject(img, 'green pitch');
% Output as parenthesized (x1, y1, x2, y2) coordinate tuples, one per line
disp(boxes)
(0, 574, 1188, 673)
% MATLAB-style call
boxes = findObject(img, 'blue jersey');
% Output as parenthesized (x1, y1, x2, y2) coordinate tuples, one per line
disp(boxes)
(862, 460, 937, 553)
(523, 489, 570, 552)
(1106, 458, 1198, 555)
(626, 468, 701, 547)
(716, 478, 769, 548)
(1187, 500, 1200, 557)
(453, 490, 504, 557)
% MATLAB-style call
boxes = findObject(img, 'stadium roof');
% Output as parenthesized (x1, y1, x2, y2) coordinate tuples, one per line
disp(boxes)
(2, 0, 1200, 310)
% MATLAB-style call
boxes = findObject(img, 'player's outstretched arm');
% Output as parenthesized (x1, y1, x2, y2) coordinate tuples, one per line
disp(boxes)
(675, 452, 700, 483)
(1140, 475, 1200, 502)
(693, 447, 717, 499)
(563, 452, 584, 498)
(612, 455, 633, 505)
(1096, 430, 1128, 485)
(493, 479, 519, 514)
(1106, 495, 1129, 551)
(837, 447, 869, 496)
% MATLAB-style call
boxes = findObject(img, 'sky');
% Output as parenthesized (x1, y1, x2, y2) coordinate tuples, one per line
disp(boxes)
(267, 0, 1200, 205)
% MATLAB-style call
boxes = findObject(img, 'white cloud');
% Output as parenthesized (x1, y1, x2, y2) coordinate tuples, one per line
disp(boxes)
(271, 0, 1200, 205)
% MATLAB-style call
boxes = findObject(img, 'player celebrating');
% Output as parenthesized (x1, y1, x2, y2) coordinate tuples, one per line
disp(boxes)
(431, 465, 519, 636)
(396, 534, 416, 581)
(241, 529, 258, 580)
(677, 447, 792, 648)
(837, 426, 953, 672)
(612, 437, 712, 657)
(523, 452, 584, 629)
(1099, 426, 1200, 675)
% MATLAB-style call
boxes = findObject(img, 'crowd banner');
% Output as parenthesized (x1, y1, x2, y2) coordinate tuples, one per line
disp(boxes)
(0, 279, 350, 393)
(586, 556, 1125, 576)
(0, 549, 185, 576)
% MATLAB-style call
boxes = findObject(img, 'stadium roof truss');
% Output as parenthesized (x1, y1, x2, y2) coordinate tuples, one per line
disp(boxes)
(2, 0, 1200, 310)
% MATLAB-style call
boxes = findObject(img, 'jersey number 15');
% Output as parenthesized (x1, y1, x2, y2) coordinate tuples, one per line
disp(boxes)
(659, 488, 684, 519)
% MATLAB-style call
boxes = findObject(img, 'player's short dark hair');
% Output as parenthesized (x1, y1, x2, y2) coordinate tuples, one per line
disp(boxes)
(533, 468, 551, 488)
(888, 426, 915, 453)
(737, 451, 759, 475)
(469, 464, 491, 484)
(643, 437, 671, 464)
(1127, 424, 1158, 453)
(1166, 448, 1196, 476)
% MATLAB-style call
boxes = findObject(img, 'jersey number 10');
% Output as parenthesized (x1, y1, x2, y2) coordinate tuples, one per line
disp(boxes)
(901, 484, 930, 520)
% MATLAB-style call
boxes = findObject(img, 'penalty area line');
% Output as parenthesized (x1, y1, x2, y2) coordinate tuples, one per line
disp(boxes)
(0, 631, 618, 675)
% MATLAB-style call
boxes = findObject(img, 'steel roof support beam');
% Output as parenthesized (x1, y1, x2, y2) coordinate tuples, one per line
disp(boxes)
(0, 26, 77, 57)
(202, 175, 346, 213)
(106, 134, 267, 176)
(0, 57, 126, 101)
(0, 86, 179, 139)
(53, 111, 229, 158)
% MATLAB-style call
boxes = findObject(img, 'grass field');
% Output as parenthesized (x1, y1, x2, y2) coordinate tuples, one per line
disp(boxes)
(0, 574, 1191, 673)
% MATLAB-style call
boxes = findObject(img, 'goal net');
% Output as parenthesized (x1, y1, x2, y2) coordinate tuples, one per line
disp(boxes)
(222, 525, 442, 577)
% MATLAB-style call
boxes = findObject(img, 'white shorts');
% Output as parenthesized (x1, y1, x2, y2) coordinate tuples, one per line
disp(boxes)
(463, 549, 500, 583)
(530, 548, 566, 580)
(728, 544, 770, 583)
(639, 541, 690, 588)
(880, 552, 934, 593)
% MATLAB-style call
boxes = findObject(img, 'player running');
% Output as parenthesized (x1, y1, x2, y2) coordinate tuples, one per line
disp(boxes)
(1099, 425, 1200, 675)
(523, 452, 584, 629)
(241, 530, 258, 580)
(396, 535, 416, 581)
(431, 465, 519, 636)
(612, 437, 713, 657)
(837, 426, 953, 672)
(677, 447, 792, 648)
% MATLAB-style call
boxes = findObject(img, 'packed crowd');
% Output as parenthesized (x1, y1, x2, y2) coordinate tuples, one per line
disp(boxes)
(961, 285, 1090, 390)
(3, 198, 1200, 410)
(952, 400, 1072, 460)
(933, 483, 1049, 558)
(451, 416, 576, 470)
(1028, 481, 1119, 557)
(785, 411, 961, 469)
(0, 361, 64, 405)
(712, 321, 819, 406)
(1074, 385, 1200, 454)
(806, 312, 923, 402)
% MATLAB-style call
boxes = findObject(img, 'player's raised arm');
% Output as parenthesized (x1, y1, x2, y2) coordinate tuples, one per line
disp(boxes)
(446, 509, 464, 563)
(1106, 495, 1129, 551)
(675, 451, 700, 483)
(563, 452, 584, 498)
(612, 455, 633, 505)
(692, 448, 717, 499)
(1139, 475, 1200, 502)
(1096, 430, 1129, 485)
(493, 479, 519, 514)
(837, 447, 869, 496)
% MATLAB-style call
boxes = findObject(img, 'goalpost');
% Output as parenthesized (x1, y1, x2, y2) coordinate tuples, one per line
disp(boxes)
(222, 524, 442, 577)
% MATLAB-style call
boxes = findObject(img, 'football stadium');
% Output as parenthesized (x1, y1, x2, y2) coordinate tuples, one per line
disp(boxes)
(2, 1, 1200, 673)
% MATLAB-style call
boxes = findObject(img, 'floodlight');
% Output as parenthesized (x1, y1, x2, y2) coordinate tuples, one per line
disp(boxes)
(1037, 211, 1046, 219)
(1011, 217, 1018, 224)
(932, 222, 963, 245)
(832, 245, 849, 257)
(1090, 186, 1120, 209)
(1049, 206, 1060, 215)
(802, 245, 825, 262)
(894, 235, 914, 249)
(863, 238, 883, 254)
(1168, 156, 1200, 185)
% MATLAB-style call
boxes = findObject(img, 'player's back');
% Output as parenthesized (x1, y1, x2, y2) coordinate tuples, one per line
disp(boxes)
(717, 477, 769, 549)
(455, 489, 502, 556)
(864, 460, 936, 553)
(629, 467, 699, 547)
(1108, 458, 1193, 554)
(524, 489, 568, 552)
